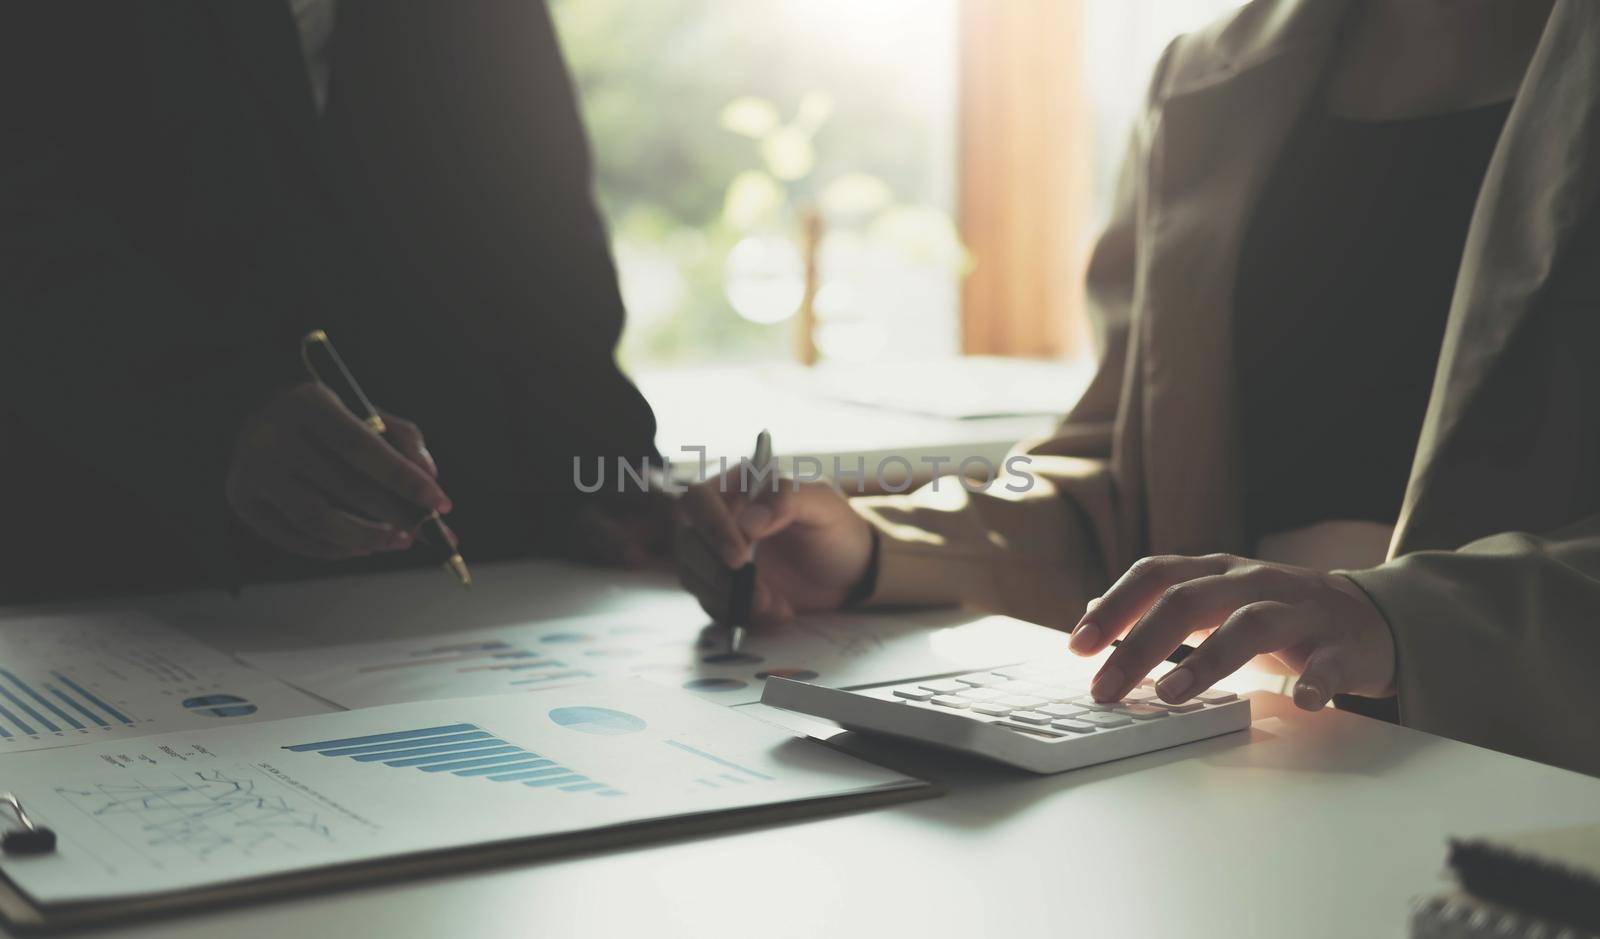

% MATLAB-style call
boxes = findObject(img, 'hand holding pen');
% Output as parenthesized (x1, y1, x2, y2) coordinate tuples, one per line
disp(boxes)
(225, 331, 470, 585)
(674, 431, 875, 627)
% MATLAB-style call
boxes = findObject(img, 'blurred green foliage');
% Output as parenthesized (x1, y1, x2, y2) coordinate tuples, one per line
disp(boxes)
(550, 0, 957, 368)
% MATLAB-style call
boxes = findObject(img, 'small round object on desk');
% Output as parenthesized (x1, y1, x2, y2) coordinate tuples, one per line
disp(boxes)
(2, 826, 56, 855)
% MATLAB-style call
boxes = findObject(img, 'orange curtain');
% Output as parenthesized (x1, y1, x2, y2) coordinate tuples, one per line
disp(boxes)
(957, 0, 1090, 359)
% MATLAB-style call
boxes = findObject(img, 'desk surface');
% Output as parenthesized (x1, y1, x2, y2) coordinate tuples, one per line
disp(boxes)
(11, 560, 1600, 939)
(636, 363, 1070, 483)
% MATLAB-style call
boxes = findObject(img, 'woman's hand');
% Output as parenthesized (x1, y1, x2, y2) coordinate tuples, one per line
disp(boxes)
(1068, 554, 1396, 711)
(675, 469, 874, 627)
(227, 382, 452, 559)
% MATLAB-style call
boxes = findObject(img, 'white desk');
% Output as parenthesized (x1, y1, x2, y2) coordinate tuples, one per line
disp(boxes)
(636, 361, 1078, 487)
(9, 560, 1600, 939)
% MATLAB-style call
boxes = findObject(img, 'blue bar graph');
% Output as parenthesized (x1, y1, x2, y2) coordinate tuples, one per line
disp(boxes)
(382, 745, 519, 767)
(354, 740, 507, 762)
(0, 700, 34, 736)
(487, 765, 568, 782)
(283, 723, 622, 796)
(282, 723, 477, 752)
(0, 680, 58, 733)
(48, 685, 108, 727)
(318, 731, 494, 757)
(455, 759, 552, 778)
(523, 774, 587, 788)
(0, 667, 145, 737)
(51, 672, 134, 724)
(419, 752, 532, 773)
(0, 669, 82, 730)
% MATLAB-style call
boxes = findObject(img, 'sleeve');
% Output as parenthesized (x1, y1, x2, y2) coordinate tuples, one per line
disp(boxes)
(0, 9, 296, 572)
(329, 0, 659, 472)
(1341, 514, 1600, 777)
(851, 41, 1180, 629)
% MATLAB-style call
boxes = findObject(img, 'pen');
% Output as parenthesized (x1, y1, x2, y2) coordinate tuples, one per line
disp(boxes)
(725, 430, 772, 646)
(300, 330, 472, 588)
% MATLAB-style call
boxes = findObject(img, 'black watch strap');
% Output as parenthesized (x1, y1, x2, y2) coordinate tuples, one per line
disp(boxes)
(841, 525, 883, 609)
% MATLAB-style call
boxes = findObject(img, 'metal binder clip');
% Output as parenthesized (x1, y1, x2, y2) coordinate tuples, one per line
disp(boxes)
(1, 792, 56, 855)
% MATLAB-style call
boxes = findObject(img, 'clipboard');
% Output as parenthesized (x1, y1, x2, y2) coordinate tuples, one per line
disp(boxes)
(0, 681, 938, 933)
(0, 780, 937, 933)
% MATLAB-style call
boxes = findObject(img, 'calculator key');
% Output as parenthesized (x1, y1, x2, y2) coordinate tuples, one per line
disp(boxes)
(1034, 686, 1087, 701)
(919, 679, 968, 694)
(957, 687, 1002, 701)
(956, 673, 1004, 687)
(1050, 719, 1096, 734)
(1038, 703, 1087, 720)
(1077, 712, 1133, 728)
(1124, 689, 1160, 704)
(930, 695, 971, 709)
(1153, 700, 1205, 713)
(1196, 690, 1238, 704)
(893, 686, 936, 701)
(1021, 672, 1074, 687)
(1109, 703, 1169, 721)
(1007, 710, 1054, 725)
(972, 703, 1014, 717)
(1069, 696, 1115, 710)
(997, 695, 1048, 710)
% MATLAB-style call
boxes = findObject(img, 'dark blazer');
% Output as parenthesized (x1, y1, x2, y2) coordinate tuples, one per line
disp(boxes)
(0, 1, 658, 601)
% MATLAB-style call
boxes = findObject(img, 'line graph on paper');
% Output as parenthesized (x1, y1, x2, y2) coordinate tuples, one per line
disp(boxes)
(53, 769, 336, 865)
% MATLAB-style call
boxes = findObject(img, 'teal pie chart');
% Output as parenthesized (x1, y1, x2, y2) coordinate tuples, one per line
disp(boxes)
(548, 706, 647, 736)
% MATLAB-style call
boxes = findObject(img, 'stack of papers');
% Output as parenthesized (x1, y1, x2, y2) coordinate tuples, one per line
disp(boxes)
(0, 680, 927, 908)
(0, 592, 1079, 924)
(239, 609, 1070, 708)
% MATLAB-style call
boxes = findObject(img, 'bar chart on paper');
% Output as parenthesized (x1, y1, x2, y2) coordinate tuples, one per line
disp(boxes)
(0, 613, 330, 751)
(0, 681, 927, 907)
(0, 666, 134, 737)
(348, 638, 600, 687)
(284, 721, 626, 795)
(281, 706, 792, 799)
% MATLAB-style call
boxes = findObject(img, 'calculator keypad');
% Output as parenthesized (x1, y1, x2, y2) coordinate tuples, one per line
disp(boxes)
(889, 664, 1236, 739)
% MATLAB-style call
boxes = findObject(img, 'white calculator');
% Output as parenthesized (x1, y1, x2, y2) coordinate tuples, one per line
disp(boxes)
(761, 661, 1251, 774)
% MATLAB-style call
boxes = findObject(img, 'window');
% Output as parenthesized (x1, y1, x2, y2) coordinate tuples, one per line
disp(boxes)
(552, 0, 1246, 370)
(551, 0, 959, 370)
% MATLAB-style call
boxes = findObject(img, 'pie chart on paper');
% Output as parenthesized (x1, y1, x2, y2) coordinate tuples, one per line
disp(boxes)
(547, 706, 647, 736)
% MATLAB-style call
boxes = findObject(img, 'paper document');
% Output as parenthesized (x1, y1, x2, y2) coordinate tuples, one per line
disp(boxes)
(0, 680, 924, 905)
(800, 356, 1092, 419)
(242, 610, 1072, 708)
(0, 612, 332, 753)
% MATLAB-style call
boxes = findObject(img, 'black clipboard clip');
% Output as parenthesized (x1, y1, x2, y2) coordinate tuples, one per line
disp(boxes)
(1, 792, 56, 855)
